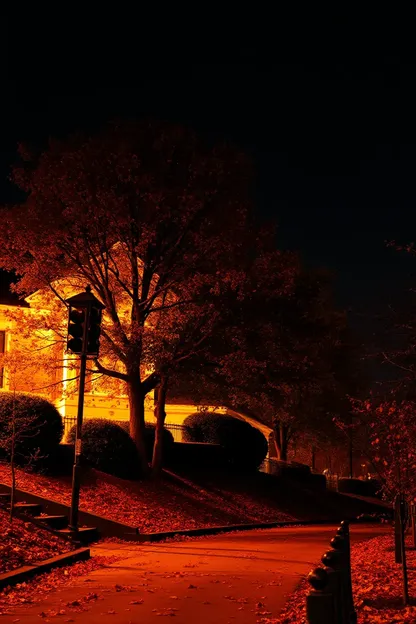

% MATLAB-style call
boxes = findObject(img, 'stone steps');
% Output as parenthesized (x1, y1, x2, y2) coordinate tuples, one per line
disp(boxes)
(0, 491, 98, 543)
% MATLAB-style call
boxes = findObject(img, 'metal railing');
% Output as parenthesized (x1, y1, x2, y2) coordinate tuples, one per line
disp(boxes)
(326, 474, 340, 491)
(62, 415, 186, 443)
(164, 423, 186, 442)
(260, 459, 340, 492)
(63, 415, 77, 440)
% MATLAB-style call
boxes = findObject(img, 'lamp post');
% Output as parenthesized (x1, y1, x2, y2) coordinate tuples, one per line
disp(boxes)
(65, 286, 105, 532)
(348, 411, 354, 479)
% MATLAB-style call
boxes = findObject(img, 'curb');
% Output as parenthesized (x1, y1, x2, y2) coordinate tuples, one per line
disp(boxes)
(0, 548, 90, 590)
(1, 484, 392, 544)
(129, 516, 388, 542)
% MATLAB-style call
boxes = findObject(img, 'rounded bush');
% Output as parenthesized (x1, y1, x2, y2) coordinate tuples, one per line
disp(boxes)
(118, 421, 175, 461)
(0, 392, 63, 464)
(166, 441, 228, 471)
(183, 412, 268, 471)
(41, 443, 76, 476)
(307, 473, 327, 490)
(68, 419, 141, 479)
(273, 460, 311, 481)
(143, 425, 175, 461)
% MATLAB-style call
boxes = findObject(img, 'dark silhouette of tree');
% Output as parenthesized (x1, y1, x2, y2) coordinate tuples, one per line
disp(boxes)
(0, 120, 252, 474)
(164, 246, 354, 463)
(149, 229, 298, 475)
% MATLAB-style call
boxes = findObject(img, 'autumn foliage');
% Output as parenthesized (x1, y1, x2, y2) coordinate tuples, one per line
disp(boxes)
(0, 121, 259, 475)
(352, 399, 416, 501)
(0, 119, 359, 478)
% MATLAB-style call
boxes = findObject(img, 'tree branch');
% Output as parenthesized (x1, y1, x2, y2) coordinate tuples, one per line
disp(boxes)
(92, 359, 128, 382)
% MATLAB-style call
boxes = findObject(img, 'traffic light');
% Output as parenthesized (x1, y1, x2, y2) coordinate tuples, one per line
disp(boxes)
(87, 306, 102, 356)
(66, 287, 105, 357)
(67, 308, 86, 354)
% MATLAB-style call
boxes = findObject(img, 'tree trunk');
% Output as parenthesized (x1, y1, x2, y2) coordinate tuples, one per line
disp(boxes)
(348, 429, 353, 479)
(311, 445, 316, 471)
(9, 390, 17, 524)
(273, 421, 289, 462)
(127, 378, 150, 476)
(10, 414, 15, 524)
(151, 376, 168, 478)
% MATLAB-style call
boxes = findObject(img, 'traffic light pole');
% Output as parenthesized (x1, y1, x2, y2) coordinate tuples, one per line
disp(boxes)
(68, 311, 89, 532)
(66, 287, 104, 533)
(68, 352, 87, 531)
(348, 412, 353, 479)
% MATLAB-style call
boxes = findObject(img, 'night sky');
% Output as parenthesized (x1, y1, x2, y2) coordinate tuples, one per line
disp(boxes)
(3, 29, 416, 334)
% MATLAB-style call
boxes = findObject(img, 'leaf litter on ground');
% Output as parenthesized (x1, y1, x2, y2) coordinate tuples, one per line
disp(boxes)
(0, 508, 72, 574)
(0, 462, 294, 534)
(273, 532, 416, 624)
(0, 555, 121, 616)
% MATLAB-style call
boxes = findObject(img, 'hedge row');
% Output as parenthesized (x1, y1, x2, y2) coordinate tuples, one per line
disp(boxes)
(0, 392, 269, 480)
(0, 392, 63, 464)
(68, 413, 268, 477)
(67, 420, 175, 478)
(183, 412, 268, 471)
(338, 477, 382, 498)
(117, 421, 175, 462)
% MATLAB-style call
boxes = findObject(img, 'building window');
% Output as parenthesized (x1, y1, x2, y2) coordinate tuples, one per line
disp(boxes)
(0, 330, 5, 389)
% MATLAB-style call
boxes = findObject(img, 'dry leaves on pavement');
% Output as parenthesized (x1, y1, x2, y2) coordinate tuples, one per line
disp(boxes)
(272, 532, 416, 624)
(0, 555, 121, 616)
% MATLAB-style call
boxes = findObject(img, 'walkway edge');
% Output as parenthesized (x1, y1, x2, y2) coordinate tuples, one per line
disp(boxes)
(0, 483, 390, 544)
(130, 515, 387, 542)
(0, 548, 90, 590)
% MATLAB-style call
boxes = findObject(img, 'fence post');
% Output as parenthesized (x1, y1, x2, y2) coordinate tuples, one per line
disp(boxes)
(321, 548, 348, 624)
(411, 502, 416, 549)
(337, 521, 356, 623)
(394, 494, 403, 564)
(306, 566, 337, 624)
(331, 533, 356, 624)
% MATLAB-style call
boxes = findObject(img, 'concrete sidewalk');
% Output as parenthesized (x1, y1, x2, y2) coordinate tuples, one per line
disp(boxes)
(6, 524, 388, 623)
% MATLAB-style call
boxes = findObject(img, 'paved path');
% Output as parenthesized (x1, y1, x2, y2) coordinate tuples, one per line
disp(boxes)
(8, 524, 388, 623)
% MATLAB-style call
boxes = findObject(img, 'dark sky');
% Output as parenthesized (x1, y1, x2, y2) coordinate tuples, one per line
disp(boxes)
(3, 25, 416, 329)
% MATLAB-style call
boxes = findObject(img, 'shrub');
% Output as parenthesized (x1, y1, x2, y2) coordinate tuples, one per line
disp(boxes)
(118, 421, 175, 461)
(41, 443, 76, 476)
(273, 460, 311, 481)
(338, 477, 382, 498)
(183, 412, 268, 471)
(143, 425, 175, 461)
(68, 419, 141, 479)
(307, 473, 327, 490)
(0, 392, 63, 464)
(166, 442, 228, 472)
